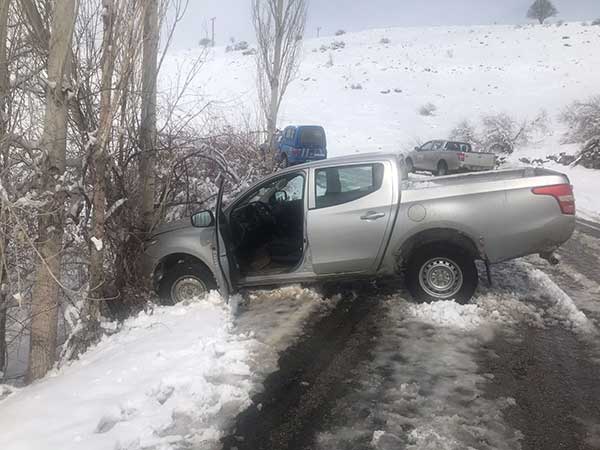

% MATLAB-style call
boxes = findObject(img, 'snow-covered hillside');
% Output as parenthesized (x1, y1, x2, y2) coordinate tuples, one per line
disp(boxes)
(164, 22, 600, 218)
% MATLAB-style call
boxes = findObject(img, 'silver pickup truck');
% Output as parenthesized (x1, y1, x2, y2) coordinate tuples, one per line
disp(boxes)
(143, 153, 575, 305)
(406, 140, 496, 175)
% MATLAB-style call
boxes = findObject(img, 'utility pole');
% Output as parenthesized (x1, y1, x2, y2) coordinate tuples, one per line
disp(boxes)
(317, 26, 321, 37)
(211, 17, 216, 46)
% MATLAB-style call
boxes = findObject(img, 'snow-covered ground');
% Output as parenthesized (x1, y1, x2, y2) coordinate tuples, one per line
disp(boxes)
(0, 288, 335, 450)
(164, 22, 600, 219)
(316, 260, 598, 450)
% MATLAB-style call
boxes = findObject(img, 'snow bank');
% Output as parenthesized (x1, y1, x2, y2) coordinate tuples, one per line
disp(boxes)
(0, 287, 333, 450)
(0, 293, 253, 450)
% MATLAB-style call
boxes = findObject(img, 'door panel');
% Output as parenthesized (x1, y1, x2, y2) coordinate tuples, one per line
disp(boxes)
(216, 179, 237, 295)
(307, 162, 394, 274)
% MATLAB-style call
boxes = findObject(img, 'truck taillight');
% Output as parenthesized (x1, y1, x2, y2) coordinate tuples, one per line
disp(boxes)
(532, 184, 575, 215)
(457, 152, 465, 161)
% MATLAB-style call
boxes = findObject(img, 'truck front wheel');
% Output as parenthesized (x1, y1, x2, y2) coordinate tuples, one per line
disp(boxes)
(406, 244, 478, 304)
(158, 262, 217, 305)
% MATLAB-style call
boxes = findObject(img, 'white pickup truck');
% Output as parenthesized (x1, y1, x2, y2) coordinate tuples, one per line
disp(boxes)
(406, 140, 496, 175)
(143, 153, 575, 305)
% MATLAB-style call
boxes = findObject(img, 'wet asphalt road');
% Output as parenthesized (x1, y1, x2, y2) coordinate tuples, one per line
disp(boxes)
(221, 218, 600, 450)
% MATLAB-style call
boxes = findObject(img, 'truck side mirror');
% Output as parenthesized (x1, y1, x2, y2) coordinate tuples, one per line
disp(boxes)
(191, 210, 215, 228)
(414, 146, 420, 151)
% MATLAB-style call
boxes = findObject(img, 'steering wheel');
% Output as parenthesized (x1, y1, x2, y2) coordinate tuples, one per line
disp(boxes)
(249, 201, 275, 227)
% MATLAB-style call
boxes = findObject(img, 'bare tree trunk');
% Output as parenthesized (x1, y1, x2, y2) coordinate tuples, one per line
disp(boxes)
(267, 0, 283, 146)
(253, 0, 306, 155)
(139, 0, 158, 233)
(27, 0, 78, 383)
(69, 0, 117, 357)
(0, 0, 10, 374)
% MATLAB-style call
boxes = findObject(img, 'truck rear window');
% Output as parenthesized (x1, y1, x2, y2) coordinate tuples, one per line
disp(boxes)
(300, 128, 325, 147)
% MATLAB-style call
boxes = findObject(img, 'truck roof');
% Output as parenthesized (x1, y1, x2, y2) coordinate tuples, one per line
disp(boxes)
(278, 152, 401, 173)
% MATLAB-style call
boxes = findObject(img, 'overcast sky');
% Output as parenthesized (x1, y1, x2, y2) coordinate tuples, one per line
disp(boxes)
(171, 0, 600, 49)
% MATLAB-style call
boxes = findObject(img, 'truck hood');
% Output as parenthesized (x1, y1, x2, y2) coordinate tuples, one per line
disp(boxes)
(150, 218, 192, 237)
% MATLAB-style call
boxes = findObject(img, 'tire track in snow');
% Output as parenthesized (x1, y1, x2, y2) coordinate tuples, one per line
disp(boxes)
(221, 282, 388, 450)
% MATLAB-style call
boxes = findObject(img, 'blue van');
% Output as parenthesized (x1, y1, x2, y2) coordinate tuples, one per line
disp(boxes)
(276, 125, 328, 167)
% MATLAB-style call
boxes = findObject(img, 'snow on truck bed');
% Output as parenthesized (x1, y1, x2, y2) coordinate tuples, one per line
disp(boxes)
(164, 22, 600, 219)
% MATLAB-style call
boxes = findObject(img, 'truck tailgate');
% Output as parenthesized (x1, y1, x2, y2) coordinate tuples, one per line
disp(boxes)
(464, 152, 495, 169)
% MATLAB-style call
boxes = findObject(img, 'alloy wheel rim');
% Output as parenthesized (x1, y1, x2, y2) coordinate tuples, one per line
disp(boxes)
(418, 257, 463, 299)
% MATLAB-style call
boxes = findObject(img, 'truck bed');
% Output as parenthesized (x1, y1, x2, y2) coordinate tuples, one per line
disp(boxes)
(401, 167, 565, 192)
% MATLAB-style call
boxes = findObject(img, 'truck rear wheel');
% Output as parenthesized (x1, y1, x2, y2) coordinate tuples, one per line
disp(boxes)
(406, 244, 478, 304)
(436, 160, 448, 176)
(158, 262, 217, 305)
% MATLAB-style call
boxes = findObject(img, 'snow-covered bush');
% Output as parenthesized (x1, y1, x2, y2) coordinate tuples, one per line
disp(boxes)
(418, 103, 437, 116)
(560, 96, 600, 144)
(561, 97, 600, 168)
(350, 83, 363, 90)
(234, 40, 249, 51)
(380, 37, 391, 44)
(450, 120, 479, 145)
(226, 41, 249, 52)
(592, 18, 600, 26)
(335, 29, 346, 36)
(576, 138, 600, 169)
(480, 113, 530, 154)
(330, 40, 346, 50)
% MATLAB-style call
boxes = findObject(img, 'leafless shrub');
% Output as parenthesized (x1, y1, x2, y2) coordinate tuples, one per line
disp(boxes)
(560, 96, 600, 144)
(575, 138, 600, 169)
(335, 29, 346, 36)
(480, 114, 527, 154)
(592, 18, 600, 26)
(560, 96, 600, 168)
(379, 37, 391, 44)
(449, 120, 479, 145)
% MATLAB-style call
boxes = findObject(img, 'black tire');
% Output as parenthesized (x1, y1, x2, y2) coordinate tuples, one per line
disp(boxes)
(406, 244, 478, 305)
(436, 160, 448, 176)
(406, 157, 414, 173)
(158, 262, 217, 305)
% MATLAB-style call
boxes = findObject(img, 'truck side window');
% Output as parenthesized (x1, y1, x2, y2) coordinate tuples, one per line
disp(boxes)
(315, 164, 384, 209)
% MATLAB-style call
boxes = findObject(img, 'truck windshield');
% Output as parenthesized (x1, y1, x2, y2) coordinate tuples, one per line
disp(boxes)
(299, 128, 325, 147)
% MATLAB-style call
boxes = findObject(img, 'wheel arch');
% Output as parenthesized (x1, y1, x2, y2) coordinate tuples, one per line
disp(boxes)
(396, 227, 483, 271)
(153, 252, 216, 291)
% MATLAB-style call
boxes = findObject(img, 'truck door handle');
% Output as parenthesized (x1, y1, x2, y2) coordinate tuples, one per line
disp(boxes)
(361, 211, 386, 221)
